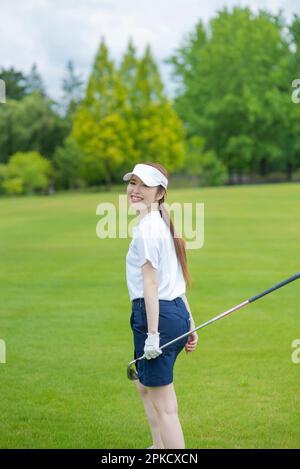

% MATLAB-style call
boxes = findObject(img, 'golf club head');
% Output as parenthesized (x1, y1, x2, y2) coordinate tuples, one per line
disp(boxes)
(127, 360, 138, 381)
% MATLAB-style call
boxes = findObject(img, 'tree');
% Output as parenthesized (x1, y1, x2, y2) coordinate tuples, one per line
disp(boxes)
(0, 92, 69, 163)
(71, 38, 186, 189)
(284, 14, 300, 179)
(71, 38, 134, 189)
(61, 60, 85, 120)
(118, 37, 139, 110)
(52, 136, 85, 190)
(166, 6, 298, 180)
(25, 63, 47, 97)
(0, 67, 27, 100)
(185, 136, 227, 186)
(118, 42, 186, 175)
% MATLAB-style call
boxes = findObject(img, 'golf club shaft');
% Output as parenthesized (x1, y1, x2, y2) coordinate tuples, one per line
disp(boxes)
(160, 271, 300, 350)
(134, 272, 300, 362)
(248, 272, 300, 302)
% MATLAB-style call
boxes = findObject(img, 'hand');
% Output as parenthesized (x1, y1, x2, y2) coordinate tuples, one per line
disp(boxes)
(144, 332, 162, 360)
(185, 329, 199, 354)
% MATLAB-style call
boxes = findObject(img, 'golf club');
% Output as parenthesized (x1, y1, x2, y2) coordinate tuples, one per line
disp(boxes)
(127, 272, 300, 381)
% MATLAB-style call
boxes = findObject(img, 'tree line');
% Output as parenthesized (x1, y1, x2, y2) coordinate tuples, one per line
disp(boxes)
(0, 6, 299, 195)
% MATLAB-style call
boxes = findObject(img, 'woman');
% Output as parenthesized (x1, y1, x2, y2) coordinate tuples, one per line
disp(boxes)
(124, 162, 199, 449)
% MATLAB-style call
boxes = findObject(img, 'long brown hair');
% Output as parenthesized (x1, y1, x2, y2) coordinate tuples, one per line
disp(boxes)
(144, 161, 193, 291)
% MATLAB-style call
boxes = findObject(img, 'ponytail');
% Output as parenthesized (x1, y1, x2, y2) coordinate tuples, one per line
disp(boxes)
(143, 162, 193, 291)
(158, 201, 193, 291)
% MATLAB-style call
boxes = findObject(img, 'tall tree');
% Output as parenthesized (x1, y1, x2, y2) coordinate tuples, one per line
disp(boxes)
(0, 67, 27, 100)
(118, 42, 186, 174)
(167, 6, 298, 180)
(71, 37, 134, 189)
(25, 63, 47, 97)
(61, 60, 85, 120)
(118, 37, 139, 109)
(284, 14, 300, 179)
(71, 38, 186, 189)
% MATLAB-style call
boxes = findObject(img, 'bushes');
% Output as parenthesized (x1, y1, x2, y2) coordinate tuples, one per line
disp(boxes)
(0, 151, 53, 195)
(185, 136, 228, 186)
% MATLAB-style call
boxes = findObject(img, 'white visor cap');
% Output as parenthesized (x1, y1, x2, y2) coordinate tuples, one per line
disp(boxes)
(122, 163, 168, 189)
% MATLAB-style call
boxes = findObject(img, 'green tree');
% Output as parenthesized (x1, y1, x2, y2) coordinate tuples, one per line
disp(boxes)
(71, 38, 134, 189)
(25, 63, 47, 97)
(71, 38, 186, 189)
(167, 6, 298, 180)
(118, 37, 139, 110)
(0, 92, 69, 163)
(60, 60, 85, 121)
(52, 136, 85, 190)
(284, 14, 300, 180)
(185, 136, 227, 186)
(0, 67, 27, 100)
(118, 42, 186, 174)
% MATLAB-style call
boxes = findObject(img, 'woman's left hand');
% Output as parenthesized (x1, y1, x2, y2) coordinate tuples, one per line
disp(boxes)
(144, 332, 162, 360)
(185, 330, 199, 353)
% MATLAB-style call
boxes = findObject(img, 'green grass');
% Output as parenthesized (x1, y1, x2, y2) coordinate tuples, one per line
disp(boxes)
(0, 183, 300, 448)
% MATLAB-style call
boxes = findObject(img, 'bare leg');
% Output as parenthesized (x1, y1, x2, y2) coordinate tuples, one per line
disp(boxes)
(134, 380, 164, 449)
(147, 382, 185, 449)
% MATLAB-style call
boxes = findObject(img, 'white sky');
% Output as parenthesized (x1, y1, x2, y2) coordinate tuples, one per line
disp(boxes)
(0, 0, 299, 101)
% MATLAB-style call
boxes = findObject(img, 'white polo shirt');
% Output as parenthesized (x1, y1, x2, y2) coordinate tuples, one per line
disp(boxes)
(126, 210, 186, 301)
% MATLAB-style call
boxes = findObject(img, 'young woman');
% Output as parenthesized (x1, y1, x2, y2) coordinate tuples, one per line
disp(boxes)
(123, 162, 199, 449)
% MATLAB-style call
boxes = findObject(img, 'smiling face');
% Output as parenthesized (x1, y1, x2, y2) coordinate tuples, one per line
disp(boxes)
(127, 174, 165, 214)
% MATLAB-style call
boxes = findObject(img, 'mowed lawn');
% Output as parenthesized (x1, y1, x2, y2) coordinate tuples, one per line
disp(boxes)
(0, 183, 299, 449)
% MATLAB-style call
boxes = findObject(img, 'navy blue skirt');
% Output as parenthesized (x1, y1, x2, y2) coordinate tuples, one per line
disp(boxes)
(130, 296, 191, 387)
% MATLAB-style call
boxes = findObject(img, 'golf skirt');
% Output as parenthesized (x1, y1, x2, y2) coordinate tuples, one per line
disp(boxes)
(130, 296, 190, 386)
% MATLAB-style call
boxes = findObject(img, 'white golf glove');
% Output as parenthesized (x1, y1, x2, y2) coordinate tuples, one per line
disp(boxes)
(144, 332, 162, 360)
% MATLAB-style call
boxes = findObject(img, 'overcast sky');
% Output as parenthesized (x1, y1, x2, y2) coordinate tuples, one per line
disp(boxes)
(1, 0, 299, 101)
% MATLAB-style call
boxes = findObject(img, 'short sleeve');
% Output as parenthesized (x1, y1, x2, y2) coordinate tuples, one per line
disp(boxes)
(135, 223, 160, 270)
